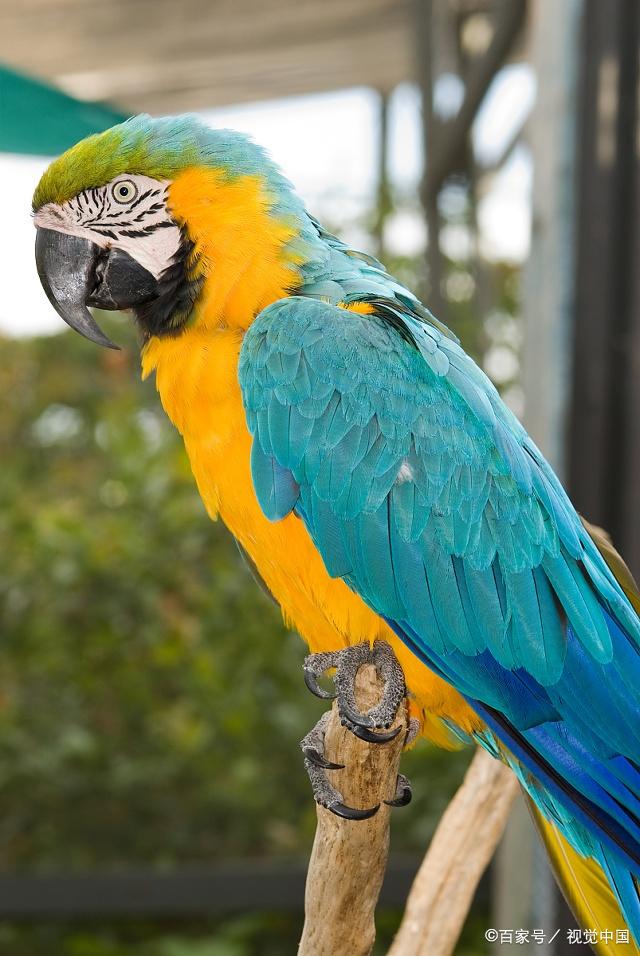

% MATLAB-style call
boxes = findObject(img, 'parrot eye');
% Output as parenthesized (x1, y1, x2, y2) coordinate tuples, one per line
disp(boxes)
(112, 180, 138, 204)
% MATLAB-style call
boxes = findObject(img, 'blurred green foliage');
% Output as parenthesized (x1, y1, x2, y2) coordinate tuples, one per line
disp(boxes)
(0, 326, 317, 867)
(0, 321, 479, 953)
(0, 914, 303, 956)
(0, 910, 489, 956)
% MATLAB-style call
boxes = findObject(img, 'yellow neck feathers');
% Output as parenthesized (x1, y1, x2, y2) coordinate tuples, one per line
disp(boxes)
(166, 166, 301, 331)
(141, 165, 302, 437)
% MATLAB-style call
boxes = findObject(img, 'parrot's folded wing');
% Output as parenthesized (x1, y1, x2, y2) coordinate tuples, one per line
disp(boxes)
(239, 295, 640, 938)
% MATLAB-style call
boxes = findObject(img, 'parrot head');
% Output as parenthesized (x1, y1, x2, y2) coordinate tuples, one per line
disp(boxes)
(33, 114, 309, 348)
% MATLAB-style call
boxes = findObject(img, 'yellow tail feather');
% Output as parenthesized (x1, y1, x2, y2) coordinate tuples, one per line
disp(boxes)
(528, 799, 639, 954)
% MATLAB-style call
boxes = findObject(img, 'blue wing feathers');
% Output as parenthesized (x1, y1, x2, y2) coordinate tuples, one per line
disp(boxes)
(239, 292, 640, 934)
(599, 857, 640, 944)
(249, 438, 299, 521)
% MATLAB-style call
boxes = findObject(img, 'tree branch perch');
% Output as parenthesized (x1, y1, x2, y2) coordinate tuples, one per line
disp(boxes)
(299, 664, 408, 956)
(388, 748, 519, 956)
(299, 668, 519, 956)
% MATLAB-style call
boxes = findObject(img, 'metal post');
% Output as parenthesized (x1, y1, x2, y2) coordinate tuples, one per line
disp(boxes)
(522, 0, 582, 477)
(373, 91, 391, 261)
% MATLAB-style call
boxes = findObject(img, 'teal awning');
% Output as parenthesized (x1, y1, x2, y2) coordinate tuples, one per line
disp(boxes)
(0, 65, 127, 155)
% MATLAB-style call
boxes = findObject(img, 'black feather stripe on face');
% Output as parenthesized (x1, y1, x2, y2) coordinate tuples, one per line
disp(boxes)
(133, 230, 204, 338)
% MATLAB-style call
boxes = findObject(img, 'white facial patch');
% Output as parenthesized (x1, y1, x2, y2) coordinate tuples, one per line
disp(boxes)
(33, 174, 182, 280)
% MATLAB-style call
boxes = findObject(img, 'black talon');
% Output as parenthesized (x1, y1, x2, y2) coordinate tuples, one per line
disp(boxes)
(303, 747, 345, 770)
(304, 668, 337, 700)
(350, 723, 402, 744)
(385, 776, 413, 808)
(327, 801, 380, 821)
(339, 701, 375, 729)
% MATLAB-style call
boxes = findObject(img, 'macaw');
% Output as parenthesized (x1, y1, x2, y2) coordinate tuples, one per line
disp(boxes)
(33, 114, 640, 949)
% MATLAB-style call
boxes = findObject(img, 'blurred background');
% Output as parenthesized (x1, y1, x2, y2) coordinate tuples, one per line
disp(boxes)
(1, 1, 639, 953)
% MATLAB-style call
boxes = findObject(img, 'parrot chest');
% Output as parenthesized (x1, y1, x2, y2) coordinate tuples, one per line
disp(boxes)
(141, 327, 481, 739)
(144, 325, 380, 653)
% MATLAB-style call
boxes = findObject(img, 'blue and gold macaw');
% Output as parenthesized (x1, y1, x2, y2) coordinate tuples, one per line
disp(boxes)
(32, 114, 640, 949)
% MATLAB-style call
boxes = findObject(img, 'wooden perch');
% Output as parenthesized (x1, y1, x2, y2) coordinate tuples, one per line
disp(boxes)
(299, 664, 408, 956)
(298, 664, 519, 956)
(388, 747, 519, 956)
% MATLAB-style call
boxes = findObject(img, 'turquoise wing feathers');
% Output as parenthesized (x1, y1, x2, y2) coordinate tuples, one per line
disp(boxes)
(239, 294, 640, 933)
(239, 295, 636, 684)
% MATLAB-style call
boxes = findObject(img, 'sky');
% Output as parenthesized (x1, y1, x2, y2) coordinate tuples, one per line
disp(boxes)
(0, 66, 535, 337)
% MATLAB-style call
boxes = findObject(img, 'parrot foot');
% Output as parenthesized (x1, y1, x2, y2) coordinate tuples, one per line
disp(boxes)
(303, 640, 406, 744)
(405, 716, 421, 749)
(301, 712, 380, 820)
(385, 772, 412, 808)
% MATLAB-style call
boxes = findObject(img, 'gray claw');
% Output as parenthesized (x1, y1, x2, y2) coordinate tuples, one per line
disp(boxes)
(384, 773, 412, 808)
(309, 640, 406, 738)
(404, 716, 421, 749)
(347, 721, 402, 744)
(302, 713, 379, 819)
(327, 801, 380, 821)
(339, 701, 375, 729)
(301, 645, 414, 815)
(303, 668, 337, 700)
(302, 746, 344, 770)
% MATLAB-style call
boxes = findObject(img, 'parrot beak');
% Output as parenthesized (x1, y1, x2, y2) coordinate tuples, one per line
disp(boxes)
(35, 227, 160, 350)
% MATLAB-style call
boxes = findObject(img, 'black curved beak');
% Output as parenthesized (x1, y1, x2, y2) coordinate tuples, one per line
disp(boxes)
(35, 227, 159, 350)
